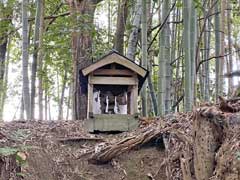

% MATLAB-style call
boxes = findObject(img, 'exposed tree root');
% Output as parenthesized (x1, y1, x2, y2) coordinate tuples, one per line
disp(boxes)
(219, 96, 240, 112)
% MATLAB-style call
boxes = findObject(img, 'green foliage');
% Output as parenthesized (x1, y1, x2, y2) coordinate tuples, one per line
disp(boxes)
(92, 27, 113, 60)
(9, 129, 31, 141)
(193, 0, 202, 9)
(176, 0, 183, 8)
(0, 146, 32, 156)
(0, 146, 29, 170)
(237, 152, 240, 161)
(0, 147, 18, 156)
(1, 0, 239, 118)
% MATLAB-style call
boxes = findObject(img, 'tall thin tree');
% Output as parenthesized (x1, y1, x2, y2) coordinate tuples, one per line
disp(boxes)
(158, 1, 165, 116)
(183, 0, 192, 111)
(164, 0, 171, 114)
(146, 0, 158, 116)
(190, 1, 197, 104)
(31, 0, 43, 119)
(215, 0, 222, 100)
(220, 0, 226, 94)
(0, 1, 12, 120)
(141, 0, 148, 117)
(158, 0, 171, 115)
(38, 0, 45, 120)
(22, 0, 31, 119)
(126, 0, 141, 60)
(227, 0, 233, 95)
(203, 0, 211, 101)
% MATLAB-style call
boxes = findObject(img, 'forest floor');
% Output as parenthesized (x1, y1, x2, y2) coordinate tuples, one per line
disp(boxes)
(0, 97, 240, 180)
(0, 119, 167, 180)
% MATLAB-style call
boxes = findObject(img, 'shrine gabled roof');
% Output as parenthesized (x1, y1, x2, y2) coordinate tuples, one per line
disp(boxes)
(82, 50, 148, 77)
(81, 50, 149, 90)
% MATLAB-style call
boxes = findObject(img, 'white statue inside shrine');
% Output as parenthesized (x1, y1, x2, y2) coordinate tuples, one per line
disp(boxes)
(93, 90, 128, 115)
(93, 91, 101, 114)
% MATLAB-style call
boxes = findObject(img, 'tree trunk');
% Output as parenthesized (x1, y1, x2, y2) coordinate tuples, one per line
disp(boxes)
(147, 61, 158, 116)
(31, 0, 43, 120)
(58, 69, 67, 120)
(215, 1, 222, 101)
(126, 0, 141, 60)
(22, 0, 31, 120)
(170, 6, 177, 113)
(68, 0, 102, 120)
(44, 90, 48, 120)
(164, 0, 171, 114)
(66, 83, 72, 120)
(0, 1, 12, 120)
(141, 0, 148, 117)
(146, 0, 158, 116)
(0, 39, 7, 121)
(0, 40, 7, 88)
(48, 96, 51, 120)
(227, 1, 233, 96)
(173, 8, 182, 112)
(219, 0, 226, 95)
(193, 109, 223, 180)
(183, 0, 192, 111)
(158, 0, 171, 115)
(190, 2, 197, 105)
(0, 38, 10, 120)
(203, 1, 211, 101)
(20, 96, 24, 119)
(158, 2, 166, 116)
(38, 0, 45, 120)
(107, 0, 111, 45)
(114, 0, 128, 54)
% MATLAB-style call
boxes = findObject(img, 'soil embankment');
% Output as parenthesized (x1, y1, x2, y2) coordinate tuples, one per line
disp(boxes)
(0, 98, 240, 180)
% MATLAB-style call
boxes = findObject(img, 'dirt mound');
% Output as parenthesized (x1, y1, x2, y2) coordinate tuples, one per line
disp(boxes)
(0, 97, 240, 180)
(0, 120, 166, 180)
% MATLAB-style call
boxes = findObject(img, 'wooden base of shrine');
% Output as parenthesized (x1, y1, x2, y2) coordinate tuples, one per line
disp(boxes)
(86, 114, 139, 132)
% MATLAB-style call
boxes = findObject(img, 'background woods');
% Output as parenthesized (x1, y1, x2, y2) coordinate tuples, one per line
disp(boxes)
(1, 1, 240, 180)
(0, 0, 240, 120)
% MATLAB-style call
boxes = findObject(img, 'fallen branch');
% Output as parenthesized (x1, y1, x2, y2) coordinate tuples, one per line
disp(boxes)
(89, 128, 164, 164)
(57, 136, 104, 142)
(89, 123, 191, 164)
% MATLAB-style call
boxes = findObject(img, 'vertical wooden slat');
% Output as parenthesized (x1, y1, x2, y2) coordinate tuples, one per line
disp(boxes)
(130, 84, 138, 114)
(87, 75, 93, 119)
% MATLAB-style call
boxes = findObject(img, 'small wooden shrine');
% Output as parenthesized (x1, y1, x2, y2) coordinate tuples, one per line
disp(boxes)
(82, 50, 148, 132)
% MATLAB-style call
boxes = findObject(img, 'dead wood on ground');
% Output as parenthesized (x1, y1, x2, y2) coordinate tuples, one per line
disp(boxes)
(219, 96, 240, 112)
(57, 136, 105, 143)
(89, 101, 240, 180)
(89, 113, 193, 165)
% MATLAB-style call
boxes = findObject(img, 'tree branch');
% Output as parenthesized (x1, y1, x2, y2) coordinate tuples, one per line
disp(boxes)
(195, 0, 219, 72)
(28, 12, 70, 21)
(172, 95, 184, 110)
(196, 49, 240, 73)
(147, 0, 176, 52)
(93, 0, 104, 4)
